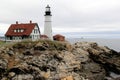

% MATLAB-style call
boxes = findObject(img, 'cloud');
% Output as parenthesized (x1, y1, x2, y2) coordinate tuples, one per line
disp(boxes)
(0, 23, 9, 36)
(0, 0, 120, 38)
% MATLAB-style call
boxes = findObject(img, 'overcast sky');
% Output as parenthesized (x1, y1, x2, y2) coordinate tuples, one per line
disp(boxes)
(0, 0, 120, 38)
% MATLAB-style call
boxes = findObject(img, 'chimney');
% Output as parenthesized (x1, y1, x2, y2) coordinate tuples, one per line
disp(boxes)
(30, 20, 32, 24)
(16, 21, 18, 24)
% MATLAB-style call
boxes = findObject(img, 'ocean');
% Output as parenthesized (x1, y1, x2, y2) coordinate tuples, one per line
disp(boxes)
(67, 38, 120, 52)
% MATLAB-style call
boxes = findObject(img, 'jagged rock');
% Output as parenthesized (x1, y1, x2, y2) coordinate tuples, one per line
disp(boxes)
(61, 51, 81, 71)
(40, 70, 50, 79)
(61, 76, 73, 80)
(72, 48, 89, 62)
(7, 50, 14, 56)
(23, 50, 33, 55)
(1, 77, 8, 80)
(73, 42, 106, 80)
(61, 75, 89, 80)
(0, 59, 8, 71)
(34, 42, 48, 51)
(115, 77, 120, 80)
(34, 40, 68, 51)
(74, 42, 120, 75)
(12, 74, 34, 80)
(8, 72, 16, 78)
(0, 40, 120, 80)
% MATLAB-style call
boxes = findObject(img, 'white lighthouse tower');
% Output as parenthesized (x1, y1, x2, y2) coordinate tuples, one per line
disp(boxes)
(44, 5, 53, 40)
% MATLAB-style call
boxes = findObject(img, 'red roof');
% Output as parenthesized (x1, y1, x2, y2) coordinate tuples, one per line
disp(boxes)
(53, 34, 65, 41)
(5, 23, 39, 36)
(53, 34, 65, 38)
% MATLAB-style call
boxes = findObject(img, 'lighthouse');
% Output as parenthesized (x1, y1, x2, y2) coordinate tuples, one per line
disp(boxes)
(44, 5, 53, 40)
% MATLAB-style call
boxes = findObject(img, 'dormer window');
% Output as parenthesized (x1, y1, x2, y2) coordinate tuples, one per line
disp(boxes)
(18, 29, 20, 32)
(14, 29, 24, 33)
(21, 29, 24, 32)
(14, 30, 16, 32)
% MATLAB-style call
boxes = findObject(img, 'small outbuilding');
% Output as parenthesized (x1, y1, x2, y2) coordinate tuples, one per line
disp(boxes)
(53, 34, 65, 41)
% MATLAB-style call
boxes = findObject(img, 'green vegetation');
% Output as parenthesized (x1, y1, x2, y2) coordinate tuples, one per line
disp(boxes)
(0, 41, 17, 48)
(0, 40, 70, 52)
(0, 41, 5, 46)
(12, 40, 68, 51)
(37, 40, 67, 50)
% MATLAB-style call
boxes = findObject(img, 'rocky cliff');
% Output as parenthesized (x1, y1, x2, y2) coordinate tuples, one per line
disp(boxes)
(0, 40, 120, 80)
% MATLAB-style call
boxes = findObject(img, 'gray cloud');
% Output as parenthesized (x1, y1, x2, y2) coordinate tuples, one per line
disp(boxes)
(0, 0, 120, 37)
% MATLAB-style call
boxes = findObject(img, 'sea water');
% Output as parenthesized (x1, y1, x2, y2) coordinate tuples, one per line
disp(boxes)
(67, 38, 120, 52)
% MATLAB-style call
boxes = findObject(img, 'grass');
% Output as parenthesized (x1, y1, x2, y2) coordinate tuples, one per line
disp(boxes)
(0, 41, 5, 46)
(0, 40, 70, 51)
(12, 39, 68, 51)
(0, 41, 16, 48)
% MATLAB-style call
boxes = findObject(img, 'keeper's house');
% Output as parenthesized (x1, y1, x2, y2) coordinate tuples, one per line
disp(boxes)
(5, 21, 41, 41)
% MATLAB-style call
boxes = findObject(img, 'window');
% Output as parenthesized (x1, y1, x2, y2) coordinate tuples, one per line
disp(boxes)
(14, 30, 16, 32)
(16, 29, 18, 32)
(21, 29, 24, 32)
(14, 29, 24, 33)
(36, 29, 38, 33)
(18, 29, 20, 32)
(34, 29, 36, 33)
(34, 29, 38, 34)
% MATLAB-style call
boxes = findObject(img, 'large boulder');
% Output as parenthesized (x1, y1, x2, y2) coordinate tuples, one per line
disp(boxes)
(73, 42, 106, 80)
(74, 42, 120, 76)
